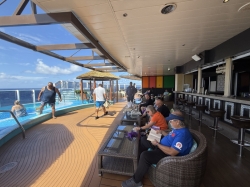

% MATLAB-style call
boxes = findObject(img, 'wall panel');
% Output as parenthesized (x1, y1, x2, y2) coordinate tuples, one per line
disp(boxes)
(149, 76, 156, 88)
(164, 75, 175, 88)
(142, 76, 149, 88)
(156, 76, 163, 88)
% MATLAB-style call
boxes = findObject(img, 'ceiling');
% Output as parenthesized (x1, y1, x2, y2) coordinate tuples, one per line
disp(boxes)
(32, 0, 250, 76)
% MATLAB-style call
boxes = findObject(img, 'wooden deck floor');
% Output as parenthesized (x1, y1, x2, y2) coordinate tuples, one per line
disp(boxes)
(0, 102, 153, 187)
(0, 102, 250, 187)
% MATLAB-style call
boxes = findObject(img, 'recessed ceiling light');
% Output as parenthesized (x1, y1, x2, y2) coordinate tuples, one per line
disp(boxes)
(168, 68, 171, 71)
(161, 3, 177, 14)
(238, 2, 250, 12)
(223, 0, 229, 3)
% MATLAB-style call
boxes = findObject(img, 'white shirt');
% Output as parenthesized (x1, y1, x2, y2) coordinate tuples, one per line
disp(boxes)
(93, 86, 106, 101)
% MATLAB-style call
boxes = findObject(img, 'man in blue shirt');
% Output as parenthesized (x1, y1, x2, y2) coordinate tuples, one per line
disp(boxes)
(122, 112, 193, 187)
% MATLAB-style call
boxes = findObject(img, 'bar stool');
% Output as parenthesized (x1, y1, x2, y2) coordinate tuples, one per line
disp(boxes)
(195, 105, 207, 126)
(175, 98, 183, 110)
(186, 101, 195, 120)
(209, 109, 226, 138)
(230, 115, 250, 157)
(179, 99, 187, 113)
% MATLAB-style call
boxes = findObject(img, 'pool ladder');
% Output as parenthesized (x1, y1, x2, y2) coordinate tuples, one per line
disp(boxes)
(0, 110, 26, 139)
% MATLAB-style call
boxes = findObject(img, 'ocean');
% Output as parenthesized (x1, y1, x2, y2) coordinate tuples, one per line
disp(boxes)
(0, 88, 41, 108)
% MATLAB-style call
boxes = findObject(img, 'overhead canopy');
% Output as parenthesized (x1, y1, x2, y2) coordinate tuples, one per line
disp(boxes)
(119, 75, 141, 81)
(76, 70, 120, 81)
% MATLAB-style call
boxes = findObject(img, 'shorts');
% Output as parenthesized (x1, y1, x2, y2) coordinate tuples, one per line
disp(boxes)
(127, 95, 134, 102)
(96, 101, 105, 108)
(41, 101, 55, 107)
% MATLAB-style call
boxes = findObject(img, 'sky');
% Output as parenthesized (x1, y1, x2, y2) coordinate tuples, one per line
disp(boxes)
(0, 0, 141, 89)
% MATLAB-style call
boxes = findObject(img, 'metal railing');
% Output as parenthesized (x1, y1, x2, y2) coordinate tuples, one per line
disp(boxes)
(0, 110, 26, 139)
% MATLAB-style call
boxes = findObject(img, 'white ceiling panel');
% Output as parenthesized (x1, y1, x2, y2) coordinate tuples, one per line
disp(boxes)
(71, 0, 108, 7)
(33, 0, 250, 76)
(76, 13, 114, 24)
(73, 3, 112, 17)
(111, 0, 193, 11)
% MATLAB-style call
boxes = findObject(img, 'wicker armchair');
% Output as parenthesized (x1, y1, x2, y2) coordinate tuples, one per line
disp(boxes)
(148, 129, 207, 187)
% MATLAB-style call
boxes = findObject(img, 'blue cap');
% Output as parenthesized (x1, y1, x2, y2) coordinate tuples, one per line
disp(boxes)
(166, 114, 184, 122)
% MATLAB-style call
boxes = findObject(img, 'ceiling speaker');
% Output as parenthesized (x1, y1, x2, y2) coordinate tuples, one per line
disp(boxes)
(192, 54, 201, 61)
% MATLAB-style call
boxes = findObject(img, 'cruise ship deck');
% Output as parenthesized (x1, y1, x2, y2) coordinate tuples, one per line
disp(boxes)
(0, 101, 250, 187)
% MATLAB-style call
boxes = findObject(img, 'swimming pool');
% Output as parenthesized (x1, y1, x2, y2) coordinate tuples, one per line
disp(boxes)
(0, 100, 92, 142)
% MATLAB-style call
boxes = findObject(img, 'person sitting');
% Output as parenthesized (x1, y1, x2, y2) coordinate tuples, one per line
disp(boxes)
(11, 100, 28, 118)
(134, 105, 168, 132)
(150, 94, 155, 103)
(154, 97, 170, 118)
(143, 90, 150, 96)
(122, 112, 193, 187)
(140, 97, 170, 123)
(163, 89, 169, 96)
(139, 94, 154, 114)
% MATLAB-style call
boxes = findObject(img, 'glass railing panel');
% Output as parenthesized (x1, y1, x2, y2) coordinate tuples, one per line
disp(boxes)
(0, 90, 18, 107)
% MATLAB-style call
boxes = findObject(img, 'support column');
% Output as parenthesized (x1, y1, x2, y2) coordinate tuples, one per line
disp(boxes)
(116, 80, 118, 103)
(80, 79, 83, 101)
(93, 78, 96, 89)
(197, 67, 202, 94)
(109, 80, 112, 101)
(175, 74, 184, 91)
(224, 58, 233, 97)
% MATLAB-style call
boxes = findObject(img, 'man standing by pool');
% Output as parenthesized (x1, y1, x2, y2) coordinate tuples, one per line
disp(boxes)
(37, 82, 62, 119)
(93, 83, 108, 119)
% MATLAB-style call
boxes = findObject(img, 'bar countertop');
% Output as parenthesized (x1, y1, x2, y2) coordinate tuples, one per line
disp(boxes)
(174, 91, 250, 105)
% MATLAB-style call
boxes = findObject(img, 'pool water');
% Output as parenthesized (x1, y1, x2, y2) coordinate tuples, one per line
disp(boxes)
(0, 100, 91, 134)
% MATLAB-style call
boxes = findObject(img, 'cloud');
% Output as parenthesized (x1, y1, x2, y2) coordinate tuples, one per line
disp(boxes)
(15, 33, 42, 44)
(35, 59, 83, 75)
(0, 46, 6, 50)
(0, 28, 5, 32)
(18, 62, 30, 66)
(24, 70, 35, 73)
(0, 72, 45, 81)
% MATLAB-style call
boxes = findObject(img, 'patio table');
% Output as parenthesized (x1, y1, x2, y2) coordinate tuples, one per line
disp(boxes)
(121, 109, 141, 126)
(98, 124, 139, 176)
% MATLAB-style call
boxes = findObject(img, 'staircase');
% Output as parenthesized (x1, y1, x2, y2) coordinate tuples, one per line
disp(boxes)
(56, 90, 78, 101)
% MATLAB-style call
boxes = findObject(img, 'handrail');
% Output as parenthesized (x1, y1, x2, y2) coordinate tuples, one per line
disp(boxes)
(0, 110, 26, 139)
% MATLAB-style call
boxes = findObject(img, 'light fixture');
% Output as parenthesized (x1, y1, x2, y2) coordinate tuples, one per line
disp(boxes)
(161, 3, 177, 14)
(238, 2, 250, 12)
(168, 68, 171, 71)
(223, 0, 229, 3)
(192, 54, 201, 61)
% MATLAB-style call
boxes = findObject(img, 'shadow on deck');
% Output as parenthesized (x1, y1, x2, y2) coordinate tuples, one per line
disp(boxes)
(0, 101, 250, 187)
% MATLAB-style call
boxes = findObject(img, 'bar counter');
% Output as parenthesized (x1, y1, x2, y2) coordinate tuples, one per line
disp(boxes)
(174, 91, 250, 124)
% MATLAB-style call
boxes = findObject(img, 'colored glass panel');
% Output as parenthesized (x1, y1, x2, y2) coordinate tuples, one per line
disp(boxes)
(142, 76, 149, 88)
(149, 76, 156, 88)
(156, 76, 163, 88)
(163, 75, 175, 88)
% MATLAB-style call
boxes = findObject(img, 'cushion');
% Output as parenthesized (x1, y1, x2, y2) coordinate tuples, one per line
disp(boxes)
(148, 139, 198, 168)
(189, 139, 198, 153)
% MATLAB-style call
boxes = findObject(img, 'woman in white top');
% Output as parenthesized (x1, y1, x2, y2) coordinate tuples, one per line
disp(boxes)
(11, 100, 28, 118)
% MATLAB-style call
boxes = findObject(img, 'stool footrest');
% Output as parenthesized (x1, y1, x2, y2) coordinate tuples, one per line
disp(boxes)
(209, 125, 223, 131)
(231, 139, 250, 147)
(194, 118, 206, 121)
